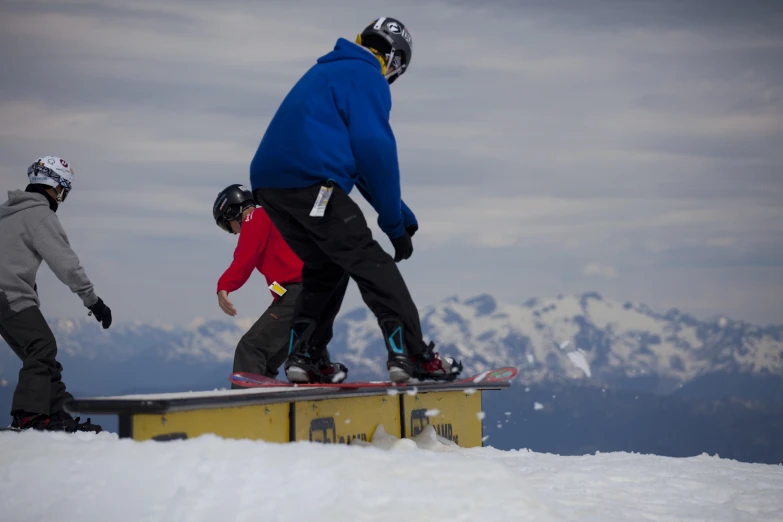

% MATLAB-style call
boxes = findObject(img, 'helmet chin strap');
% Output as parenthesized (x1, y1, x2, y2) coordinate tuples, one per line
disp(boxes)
(384, 54, 403, 82)
(366, 47, 403, 83)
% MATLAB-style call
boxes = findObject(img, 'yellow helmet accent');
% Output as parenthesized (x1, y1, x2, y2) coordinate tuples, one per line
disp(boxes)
(356, 33, 387, 75)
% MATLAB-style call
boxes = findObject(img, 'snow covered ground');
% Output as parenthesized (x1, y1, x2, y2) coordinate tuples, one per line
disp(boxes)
(2, 427, 782, 522)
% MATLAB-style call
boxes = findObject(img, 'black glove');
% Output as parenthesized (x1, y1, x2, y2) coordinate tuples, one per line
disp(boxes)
(405, 224, 418, 238)
(390, 231, 413, 262)
(88, 298, 112, 329)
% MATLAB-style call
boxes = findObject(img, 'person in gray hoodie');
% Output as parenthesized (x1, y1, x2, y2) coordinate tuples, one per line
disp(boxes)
(0, 156, 111, 432)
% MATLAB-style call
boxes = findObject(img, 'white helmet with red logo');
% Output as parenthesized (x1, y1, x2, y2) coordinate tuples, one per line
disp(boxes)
(27, 156, 75, 202)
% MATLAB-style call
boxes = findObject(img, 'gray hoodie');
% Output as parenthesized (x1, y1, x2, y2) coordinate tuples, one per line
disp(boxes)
(0, 190, 98, 320)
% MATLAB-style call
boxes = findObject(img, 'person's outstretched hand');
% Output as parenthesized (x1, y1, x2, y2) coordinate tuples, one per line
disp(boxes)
(218, 290, 237, 316)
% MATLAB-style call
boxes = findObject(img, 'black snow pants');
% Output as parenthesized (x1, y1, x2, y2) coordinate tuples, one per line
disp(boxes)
(0, 306, 73, 415)
(231, 283, 302, 383)
(253, 184, 426, 358)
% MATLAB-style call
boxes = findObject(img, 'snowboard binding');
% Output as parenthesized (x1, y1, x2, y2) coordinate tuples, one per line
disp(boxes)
(379, 318, 463, 383)
(284, 318, 349, 384)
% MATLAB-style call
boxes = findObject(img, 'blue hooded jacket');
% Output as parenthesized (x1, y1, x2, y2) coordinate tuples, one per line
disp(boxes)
(249, 38, 416, 239)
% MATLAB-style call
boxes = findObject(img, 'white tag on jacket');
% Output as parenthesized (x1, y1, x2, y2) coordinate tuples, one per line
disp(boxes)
(269, 281, 287, 297)
(309, 186, 333, 217)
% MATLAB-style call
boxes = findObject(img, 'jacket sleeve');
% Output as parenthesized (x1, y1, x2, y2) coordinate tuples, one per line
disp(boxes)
(401, 200, 418, 232)
(344, 69, 406, 239)
(355, 179, 417, 232)
(31, 214, 98, 308)
(217, 212, 269, 293)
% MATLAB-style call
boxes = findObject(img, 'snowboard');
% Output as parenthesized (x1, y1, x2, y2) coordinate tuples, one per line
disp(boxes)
(229, 366, 518, 389)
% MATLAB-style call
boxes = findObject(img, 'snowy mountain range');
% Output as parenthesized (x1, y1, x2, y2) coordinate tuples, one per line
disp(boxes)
(2, 292, 781, 396)
(337, 292, 783, 392)
(3, 292, 782, 463)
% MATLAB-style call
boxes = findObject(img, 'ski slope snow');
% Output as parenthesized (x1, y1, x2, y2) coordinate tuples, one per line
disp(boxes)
(1, 428, 782, 522)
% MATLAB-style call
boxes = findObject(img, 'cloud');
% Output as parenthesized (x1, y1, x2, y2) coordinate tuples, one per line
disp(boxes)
(0, 0, 781, 325)
(583, 263, 617, 279)
(706, 237, 737, 247)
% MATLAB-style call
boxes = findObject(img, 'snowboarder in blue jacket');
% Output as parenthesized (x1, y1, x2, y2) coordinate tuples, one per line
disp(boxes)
(251, 17, 463, 384)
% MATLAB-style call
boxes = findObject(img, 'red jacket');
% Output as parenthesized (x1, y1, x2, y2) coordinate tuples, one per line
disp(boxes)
(217, 207, 303, 300)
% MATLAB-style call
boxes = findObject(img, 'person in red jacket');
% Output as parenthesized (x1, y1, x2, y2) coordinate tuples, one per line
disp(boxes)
(213, 184, 348, 384)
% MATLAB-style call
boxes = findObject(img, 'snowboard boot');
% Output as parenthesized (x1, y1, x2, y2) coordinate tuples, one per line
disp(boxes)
(380, 318, 464, 383)
(285, 348, 349, 384)
(284, 319, 349, 384)
(51, 410, 103, 433)
(11, 410, 103, 433)
(11, 411, 50, 431)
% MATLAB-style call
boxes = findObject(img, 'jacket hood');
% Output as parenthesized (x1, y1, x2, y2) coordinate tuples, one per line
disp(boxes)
(317, 38, 382, 71)
(0, 190, 52, 219)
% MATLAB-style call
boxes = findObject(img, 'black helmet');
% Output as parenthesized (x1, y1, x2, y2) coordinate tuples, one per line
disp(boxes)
(357, 17, 413, 85)
(213, 184, 255, 233)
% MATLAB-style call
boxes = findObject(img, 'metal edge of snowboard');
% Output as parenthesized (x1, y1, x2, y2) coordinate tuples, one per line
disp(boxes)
(64, 380, 510, 415)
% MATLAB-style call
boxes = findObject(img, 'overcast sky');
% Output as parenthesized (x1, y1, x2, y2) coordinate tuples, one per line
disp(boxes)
(1, 0, 781, 327)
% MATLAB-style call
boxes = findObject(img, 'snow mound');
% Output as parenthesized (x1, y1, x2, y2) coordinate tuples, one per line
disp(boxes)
(351, 424, 459, 452)
(1, 431, 781, 521)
